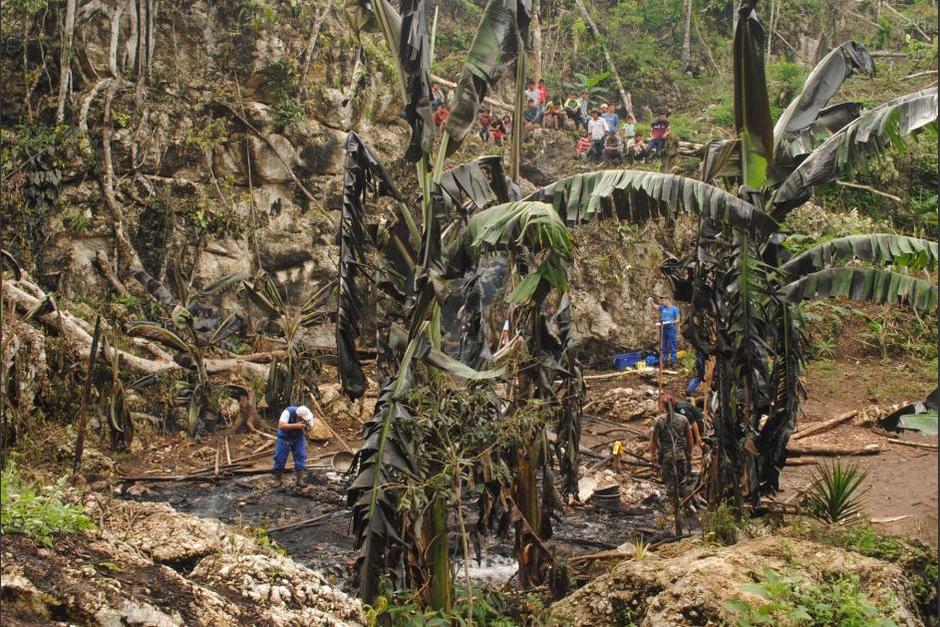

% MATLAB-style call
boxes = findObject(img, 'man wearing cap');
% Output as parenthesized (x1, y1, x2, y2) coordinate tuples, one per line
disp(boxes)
(272, 405, 315, 488)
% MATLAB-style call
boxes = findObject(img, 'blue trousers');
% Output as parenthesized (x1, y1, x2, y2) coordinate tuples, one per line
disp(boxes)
(273, 433, 306, 471)
(661, 326, 678, 366)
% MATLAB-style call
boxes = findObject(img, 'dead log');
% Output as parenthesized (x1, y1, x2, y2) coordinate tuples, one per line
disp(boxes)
(786, 443, 881, 457)
(430, 74, 513, 112)
(267, 511, 344, 533)
(791, 410, 859, 441)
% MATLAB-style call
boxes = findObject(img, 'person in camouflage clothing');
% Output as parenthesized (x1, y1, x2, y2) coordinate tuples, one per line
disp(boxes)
(648, 395, 694, 503)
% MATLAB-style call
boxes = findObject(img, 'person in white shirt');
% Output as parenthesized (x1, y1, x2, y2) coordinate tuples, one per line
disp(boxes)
(587, 109, 609, 162)
(272, 405, 315, 488)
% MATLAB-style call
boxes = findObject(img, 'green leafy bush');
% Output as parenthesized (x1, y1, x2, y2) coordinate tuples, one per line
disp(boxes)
(726, 568, 897, 626)
(1, 461, 95, 546)
(703, 502, 742, 545)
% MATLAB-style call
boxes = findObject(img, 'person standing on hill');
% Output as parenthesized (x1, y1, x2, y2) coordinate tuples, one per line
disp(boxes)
(431, 83, 445, 111)
(537, 78, 548, 112)
(600, 104, 619, 140)
(578, 91, 591, 127)
(524, 81, 541, 114)
(587, 109, 609, 162)
(272, 405, 314, 489)
(653, 295, 681, 366)
(647, 113, 671, 157)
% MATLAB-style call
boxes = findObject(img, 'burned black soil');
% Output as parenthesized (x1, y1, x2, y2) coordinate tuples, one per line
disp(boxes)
(120, 467, 675, 591)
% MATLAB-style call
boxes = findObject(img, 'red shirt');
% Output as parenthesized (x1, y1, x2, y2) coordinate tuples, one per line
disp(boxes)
(434, 108, 449, 127)
(537, 86, 547, 104)
(651, 119, 670, 139)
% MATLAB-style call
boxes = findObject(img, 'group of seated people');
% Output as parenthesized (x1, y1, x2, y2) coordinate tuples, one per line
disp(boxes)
(430, 79, 672, 164)
(578, 111, 671, 163)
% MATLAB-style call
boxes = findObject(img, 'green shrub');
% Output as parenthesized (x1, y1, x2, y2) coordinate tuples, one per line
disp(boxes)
(1, 461, 95, 546)
(703, 502, 741, 545)
(726, 568, 897, 626)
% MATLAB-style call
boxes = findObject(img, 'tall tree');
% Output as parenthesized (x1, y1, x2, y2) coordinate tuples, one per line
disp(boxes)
(681, 0, 694, 72)
(572, 0, 633, 117)
(531, 0, 542, 82)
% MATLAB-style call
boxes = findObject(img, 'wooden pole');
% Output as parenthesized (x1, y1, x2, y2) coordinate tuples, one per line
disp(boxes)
(73, 315, 103, 477)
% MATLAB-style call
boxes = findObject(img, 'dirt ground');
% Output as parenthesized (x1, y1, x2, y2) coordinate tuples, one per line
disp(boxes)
(113, 353, 937, 593)
(781, 358, 938, 546)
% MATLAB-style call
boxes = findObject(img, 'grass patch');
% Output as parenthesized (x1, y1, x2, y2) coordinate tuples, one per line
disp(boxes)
(1, 461, 95, 547)
(702, 503, 743, 546)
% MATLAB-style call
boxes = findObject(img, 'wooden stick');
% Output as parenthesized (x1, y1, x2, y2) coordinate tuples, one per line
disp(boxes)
(785, 457, 822, 466)
(835, 180, 903, 203)
(887, 438, 937, 450)
(791, 410, 859, 441)
(309, 398, 354, 453)
(902, 70, 938, 80)
(224, 436, 232, 466)
(267, 511, 342, 533)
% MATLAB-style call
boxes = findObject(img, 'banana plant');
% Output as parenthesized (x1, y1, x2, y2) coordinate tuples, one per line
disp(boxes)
(241, 274, 333, 420)
(125, 269, 248, 436)
(338, 0, 937, 610)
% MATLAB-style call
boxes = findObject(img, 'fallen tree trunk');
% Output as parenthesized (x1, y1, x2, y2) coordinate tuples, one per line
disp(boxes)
(430, 74, 513, 112)
(3, 279, 268, 379)
(791, 410, 859, 441)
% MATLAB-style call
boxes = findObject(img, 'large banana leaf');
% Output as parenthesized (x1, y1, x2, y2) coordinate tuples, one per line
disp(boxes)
(781, 267, 938, 312)
(733, 2, 773, 189)
(348, 333, 421, 603)
(399, 0, 434, 162)
(700, 139, 741, 183)
(466, 200, 572, 258)
(464, 200, 572, 303)
(780, 234, 939, 277)
(527, 170, 779, 236)
(338, 133, 402, 399)
(776, 102, 865, 165)
(439, 155, 513, 215)
(772, 41, 875, 162)
(771, 87, 938, 217)
(443, 0, 531, 155)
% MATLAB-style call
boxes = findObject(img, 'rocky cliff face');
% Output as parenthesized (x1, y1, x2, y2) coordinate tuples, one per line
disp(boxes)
(5, 0, 687, 366)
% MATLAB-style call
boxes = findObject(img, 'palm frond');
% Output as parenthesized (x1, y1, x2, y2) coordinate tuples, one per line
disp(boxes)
(443, 0, 531, 155)
(125, 321, 190, 354)
(780, 234, 939, 277)
(771, 87, 938, 217)
(781, 267, 938, 312)
(802, 460, 869, 523)
(439, 155, 514, 216)
(527, 170, 778, 236)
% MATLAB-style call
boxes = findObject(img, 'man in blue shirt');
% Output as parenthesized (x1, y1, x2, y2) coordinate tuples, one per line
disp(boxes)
(272, 405, 314, 488)
(654, 296, 681, 366)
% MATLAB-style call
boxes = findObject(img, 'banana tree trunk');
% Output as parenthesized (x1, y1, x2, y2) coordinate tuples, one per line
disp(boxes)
(514, 438, 543, 588)
(427, 491, 452, 611)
